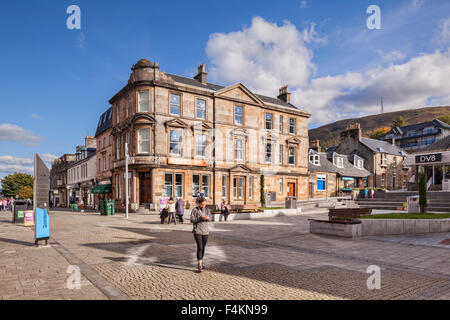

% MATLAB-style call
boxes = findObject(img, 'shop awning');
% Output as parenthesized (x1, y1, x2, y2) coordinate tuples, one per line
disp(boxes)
(90, 184, 112, 194)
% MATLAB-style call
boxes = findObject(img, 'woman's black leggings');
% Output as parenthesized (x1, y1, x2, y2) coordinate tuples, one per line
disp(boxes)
(194, 234, 208, 261)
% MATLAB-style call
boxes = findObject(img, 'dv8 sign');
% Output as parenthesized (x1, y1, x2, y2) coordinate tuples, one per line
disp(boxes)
(415, 153, 442, 164)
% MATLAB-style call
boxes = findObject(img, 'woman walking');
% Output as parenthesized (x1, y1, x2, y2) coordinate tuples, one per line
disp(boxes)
(190, 197, 211, 273)
(166, 197, 177, 225)
(220, 198, 231, 221)
(175, 197, 185, 224)
(2, 198, 7, 212)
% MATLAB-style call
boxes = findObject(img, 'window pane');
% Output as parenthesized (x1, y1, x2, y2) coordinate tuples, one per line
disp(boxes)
(170, 94, 180, 115)
(233, 178, 237, 198)
(234, 139, 243, 160)
(170, 130, 182, 155)
(222, 176, 227, 198)
(175, 174, 183, 198)
(164, 174, 173, 197)
(138, 128, 150, 154)
(265, 143, 272, 162)
(238, 177, 244, 198)
(289, 147, 295, 164)
(249, 176, 253, 198)
(196, 99, 206, 119)
(196, 134, 206, 157)
(202, 175, 210, 198)
(289, 118, 296, 134)
(235, 106, 243, 124)
(193, 175, 200, 196)
(138, 91, 150, 112)
(279, 115, 283, 132)
(265, 113, 272, 130)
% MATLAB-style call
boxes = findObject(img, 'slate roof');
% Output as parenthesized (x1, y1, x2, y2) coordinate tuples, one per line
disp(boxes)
(361, 137, 408, 156)
(95, 107, 113, 137)
(384, 119, 450, 137)
(165, 73, 302, 111)
(308, 150, 372, 178)
(418, 135, 450, 152)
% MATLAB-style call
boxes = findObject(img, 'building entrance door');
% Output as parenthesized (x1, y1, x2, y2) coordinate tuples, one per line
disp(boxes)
(288, 182, 296, 197)
(308, 182, 314, 198)
(139, 172, 151, 204)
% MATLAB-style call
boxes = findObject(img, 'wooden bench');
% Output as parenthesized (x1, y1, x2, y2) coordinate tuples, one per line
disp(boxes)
(328, 208, 372, 224)
(208, 203, 260, 214)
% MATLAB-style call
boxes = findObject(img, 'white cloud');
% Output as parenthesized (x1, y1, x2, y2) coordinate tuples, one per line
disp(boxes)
(206, 16, 316, 97)
(300, 1, 307, 9)
(377, 49, 406, 63)
(436, 17, 450, 44)
(0, 154, 55, 176)
(31, 114, 43, 120)
(0, 124, 42, 146)
(206, 16, 450, 127)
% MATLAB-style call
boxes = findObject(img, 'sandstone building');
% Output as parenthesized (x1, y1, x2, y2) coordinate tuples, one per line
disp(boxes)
(109, 59, 311, 211)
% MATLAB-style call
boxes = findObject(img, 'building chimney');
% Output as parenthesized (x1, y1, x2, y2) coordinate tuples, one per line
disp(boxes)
(340, 123, 362, 142)
(85, 136, 96, 148)
(277, 85, 291, 103)
(194, 64, 207, 85)
(309, 140, 321, 152)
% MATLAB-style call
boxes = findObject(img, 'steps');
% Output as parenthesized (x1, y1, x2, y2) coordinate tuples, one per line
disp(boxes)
(356, 191, 450, 212)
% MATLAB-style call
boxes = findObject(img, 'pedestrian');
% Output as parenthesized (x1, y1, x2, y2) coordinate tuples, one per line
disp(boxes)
(220, 198, 231, 221)
(9, 197, 14, 212)
(175, 197, 185, 224)
(2, 198, 7, 212)
(190, 197, 211, 273)
(370, 189, 375, 199)
(364, 188, 368, 199)
(166, 197, 176, 225)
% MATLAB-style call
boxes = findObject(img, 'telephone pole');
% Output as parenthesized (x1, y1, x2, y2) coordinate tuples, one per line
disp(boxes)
(125, 143, 129, 219)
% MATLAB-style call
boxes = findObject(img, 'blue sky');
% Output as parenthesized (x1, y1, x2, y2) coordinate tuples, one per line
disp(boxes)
(1, 0, 450, 178)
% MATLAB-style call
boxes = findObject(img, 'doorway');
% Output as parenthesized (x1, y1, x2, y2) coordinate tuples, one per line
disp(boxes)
(288, 182, 296, 197)
(139, 172, 151, 204)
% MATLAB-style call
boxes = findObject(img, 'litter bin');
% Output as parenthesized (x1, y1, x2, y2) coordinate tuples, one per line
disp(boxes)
(71, 203, 78, 212)
(103, 200, 115, 216)
(407, 195, 420, 213)
(285, 196, 297, 209)
(13, 200, 28, 224)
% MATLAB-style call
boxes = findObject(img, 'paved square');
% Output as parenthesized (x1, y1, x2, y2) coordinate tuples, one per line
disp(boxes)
(0, 210, 449, 300)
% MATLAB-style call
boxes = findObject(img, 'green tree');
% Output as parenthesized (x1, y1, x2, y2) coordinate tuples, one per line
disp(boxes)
(392, 116, 406, 127)
(438, 115, 450, 125)
(1, 172, 34, 198)
(418, 172, 427, 214)
(260, 175, 265, 206)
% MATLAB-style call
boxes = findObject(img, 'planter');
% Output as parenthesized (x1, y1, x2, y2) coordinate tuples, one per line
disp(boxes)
(211, 208, 301, 221)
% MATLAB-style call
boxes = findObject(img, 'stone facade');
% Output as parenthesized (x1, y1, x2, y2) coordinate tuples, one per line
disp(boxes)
(49, 154, 75, 207)
(335, 124, 411, 190)
(109, 59, 310, 211)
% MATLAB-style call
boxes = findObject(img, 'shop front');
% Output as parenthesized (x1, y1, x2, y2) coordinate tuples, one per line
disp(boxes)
(404, 150, 450, 190)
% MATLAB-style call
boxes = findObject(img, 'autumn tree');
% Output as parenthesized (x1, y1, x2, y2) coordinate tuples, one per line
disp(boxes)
(18, 186, 33, 199)
(392, 116, 406, 127)
(1, 172, 34, 198)
(368, 127, 391, 140)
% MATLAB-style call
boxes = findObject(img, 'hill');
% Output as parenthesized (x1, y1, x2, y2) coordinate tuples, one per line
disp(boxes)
(308, 106, 450, 149)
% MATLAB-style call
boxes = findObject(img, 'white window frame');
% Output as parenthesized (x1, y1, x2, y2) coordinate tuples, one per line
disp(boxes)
(309, 154, 320, 166)
(279, 178, 283, 194)
(265, 113, 273, 130)
(288, 146, 296, 165)
(170, 93, 181, 116)
(234, 138, 244, 161)
(234, 105, 243, 125)
(249, 176, 254, 198)
(138, 128, 151, 154)
(289, 118, 296, 134)
(265, 142, 273, 163)
(169, 130, 182, 156)
(222, 175, 228, 198)
(196, 98, 206, 120)
(279, 115, 283, 133)
(196, 134, 207, 157)
(138, 91, 150, 113)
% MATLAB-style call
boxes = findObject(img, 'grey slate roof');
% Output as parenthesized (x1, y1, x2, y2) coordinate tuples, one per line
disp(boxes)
(384, 119, 450, 137)
(95, 107, 112, 137)
(308, 150, 371, 178)
(418, 135, 450, 152)
(361, 137, 408, 156)
(165, 73, 301, 110)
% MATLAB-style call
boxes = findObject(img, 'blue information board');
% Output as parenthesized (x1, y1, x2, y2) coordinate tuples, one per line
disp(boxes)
(35, 208, 50, 240)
